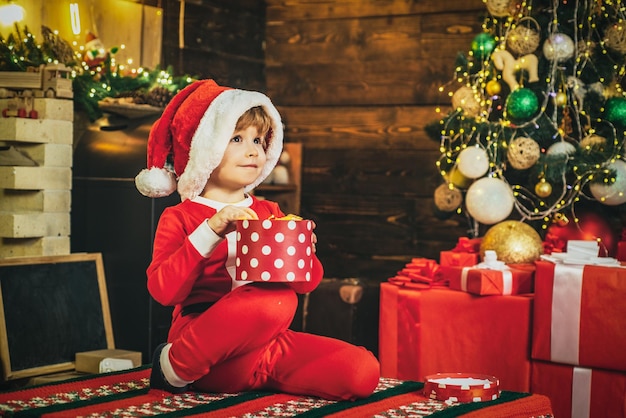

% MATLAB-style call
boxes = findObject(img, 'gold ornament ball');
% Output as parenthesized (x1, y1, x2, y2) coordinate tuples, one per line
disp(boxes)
(480, 220, 544, 264)
(434, 183, 463, 212)
(486, 79, 502, 96)
(534, 179, 552, 198)
(555, 91, 568, 107)
(446, 166, 473, 189)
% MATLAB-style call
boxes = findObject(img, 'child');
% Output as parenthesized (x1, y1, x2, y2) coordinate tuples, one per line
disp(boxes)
(135, 80, 380, 401)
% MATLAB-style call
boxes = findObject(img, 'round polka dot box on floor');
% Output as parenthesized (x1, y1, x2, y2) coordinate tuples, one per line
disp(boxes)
(235, 218, 314, 282)
(423, 373, 500, 403)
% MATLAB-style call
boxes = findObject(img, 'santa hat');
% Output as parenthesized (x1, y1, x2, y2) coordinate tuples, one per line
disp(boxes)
(135, 79, 283, 201)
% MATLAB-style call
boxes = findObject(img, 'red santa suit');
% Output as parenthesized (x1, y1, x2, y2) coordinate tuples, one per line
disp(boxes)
(135, 80, 380, 401)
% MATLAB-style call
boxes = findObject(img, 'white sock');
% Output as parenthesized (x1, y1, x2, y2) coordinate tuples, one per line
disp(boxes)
(160, 343, 194, 387)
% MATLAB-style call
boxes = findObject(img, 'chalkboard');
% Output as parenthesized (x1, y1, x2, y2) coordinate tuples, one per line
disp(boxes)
(0, 253, 114, 380)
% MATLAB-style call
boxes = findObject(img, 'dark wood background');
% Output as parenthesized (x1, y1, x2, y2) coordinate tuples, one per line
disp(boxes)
(161, 0, 486, 281)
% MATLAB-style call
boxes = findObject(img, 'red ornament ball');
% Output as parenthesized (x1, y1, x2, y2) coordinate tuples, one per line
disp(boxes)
(545, 207, 619, 257)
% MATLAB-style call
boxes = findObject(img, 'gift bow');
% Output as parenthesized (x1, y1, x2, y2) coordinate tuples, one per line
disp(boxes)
(542, 232, 566, 255)
(388, 258, 447, 288)
(452, 237, 482, 253)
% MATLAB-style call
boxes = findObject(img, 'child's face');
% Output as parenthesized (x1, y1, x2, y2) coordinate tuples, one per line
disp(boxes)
(207, 125, 267, 192)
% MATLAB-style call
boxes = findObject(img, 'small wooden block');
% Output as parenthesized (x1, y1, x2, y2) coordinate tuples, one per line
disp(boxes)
(0, 212, 46, 238)
(0, 167, 71, 190)
(0, 190, 71, 212)
(0, 119, 73, 144)
(11, 143, 73, 167)
(0, 236, 70, 258)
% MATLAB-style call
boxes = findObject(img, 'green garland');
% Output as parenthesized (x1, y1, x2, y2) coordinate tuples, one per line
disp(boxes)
(0, 24, 195, 121)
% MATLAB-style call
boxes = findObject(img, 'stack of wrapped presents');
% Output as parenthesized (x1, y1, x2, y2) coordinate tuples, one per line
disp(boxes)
(379, 237, 626, 418)
(0, 96, 73, 257)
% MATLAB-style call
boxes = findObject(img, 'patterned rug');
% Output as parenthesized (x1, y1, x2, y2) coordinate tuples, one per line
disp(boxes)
(0, 366, 553, 417)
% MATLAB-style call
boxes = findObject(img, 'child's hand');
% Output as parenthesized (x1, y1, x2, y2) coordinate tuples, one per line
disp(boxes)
(207, 206, 258, 237)
(311, 221, 318, 253)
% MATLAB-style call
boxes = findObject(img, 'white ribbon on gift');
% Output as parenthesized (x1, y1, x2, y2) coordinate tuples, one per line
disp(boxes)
(460, 267, 513, 295)
(572, 367, 592, 418)
(550, 263, 584, 365)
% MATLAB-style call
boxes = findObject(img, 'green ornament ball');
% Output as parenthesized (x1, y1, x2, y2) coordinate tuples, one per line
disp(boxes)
(471, 33, 496, 61)
(505, 88, 539, 122)
(604, 97, 626, 129)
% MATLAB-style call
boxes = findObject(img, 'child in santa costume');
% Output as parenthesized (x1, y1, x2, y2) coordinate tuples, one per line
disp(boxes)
(135, 79, 380, 400)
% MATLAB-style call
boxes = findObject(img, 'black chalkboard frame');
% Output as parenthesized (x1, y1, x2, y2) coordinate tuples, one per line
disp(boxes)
(0, 253, 114, 380)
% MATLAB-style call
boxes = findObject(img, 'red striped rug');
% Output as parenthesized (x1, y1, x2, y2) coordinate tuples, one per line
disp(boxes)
(0, 367, 553, 417)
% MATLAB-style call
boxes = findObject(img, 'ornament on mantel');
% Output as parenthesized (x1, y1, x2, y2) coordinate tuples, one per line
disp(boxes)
(480, 220, 544, 264)
(84, 32, 108, 68)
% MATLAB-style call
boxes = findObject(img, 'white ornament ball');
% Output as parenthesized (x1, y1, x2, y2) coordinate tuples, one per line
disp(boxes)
(452, 86, 481, 117)
(457, 146, 490, 179)
(465, 177, 515, 225)
(272, 165, 290, 185)
(543, 33, 575, 62)
(590, 160, 626, 206)
(546, 141, 576, 156)
(507, 137, 541, 170)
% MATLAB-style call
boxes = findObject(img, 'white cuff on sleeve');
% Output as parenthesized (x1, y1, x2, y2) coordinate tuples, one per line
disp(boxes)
(189, 220, 223, 257)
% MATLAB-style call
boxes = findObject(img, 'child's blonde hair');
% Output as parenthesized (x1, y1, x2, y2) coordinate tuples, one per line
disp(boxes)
(235, 106, 273, 150)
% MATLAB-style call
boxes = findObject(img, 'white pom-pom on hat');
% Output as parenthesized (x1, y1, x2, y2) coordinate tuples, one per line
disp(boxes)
(135, 167, 177, 198)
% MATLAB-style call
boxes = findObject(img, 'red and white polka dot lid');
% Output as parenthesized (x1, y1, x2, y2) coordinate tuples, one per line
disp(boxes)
(235, 218, 314, 282)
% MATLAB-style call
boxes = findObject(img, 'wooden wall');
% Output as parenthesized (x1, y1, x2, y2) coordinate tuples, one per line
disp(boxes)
(160, 0, 488, 281)
(161, 0, 266, 91)
(265, 0, 486, 280)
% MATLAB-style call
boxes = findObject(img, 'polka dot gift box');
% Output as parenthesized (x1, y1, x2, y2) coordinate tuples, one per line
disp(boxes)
(235, 217, 314, 282)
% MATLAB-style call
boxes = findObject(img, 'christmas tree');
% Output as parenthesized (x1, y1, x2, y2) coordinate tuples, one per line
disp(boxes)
(431, 0, 626, 250)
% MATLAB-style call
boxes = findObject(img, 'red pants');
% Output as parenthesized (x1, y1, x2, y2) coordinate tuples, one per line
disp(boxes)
(167, 282, 380, 401)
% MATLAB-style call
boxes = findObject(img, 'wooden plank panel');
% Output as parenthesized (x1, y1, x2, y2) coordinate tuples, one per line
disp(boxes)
(278, 105, 443, 149)
(162, 48, 265, 91)
(301, 148, 441, 197)
(267, 59, 453, 105)
(162, 1, 265, 60)
(266, 13, 481, 65)
(266, 0, 486, 21)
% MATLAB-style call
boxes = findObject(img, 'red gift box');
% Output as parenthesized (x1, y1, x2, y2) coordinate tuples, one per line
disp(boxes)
(235, 218, 314, 282)
(532, 260, 626, 372)
(531, 360, 626, 418)
(379, 283, 532, 391)
(445, 264, 535, 296)
(618, 241, 626, 262)
(439, 237, 481, 267)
